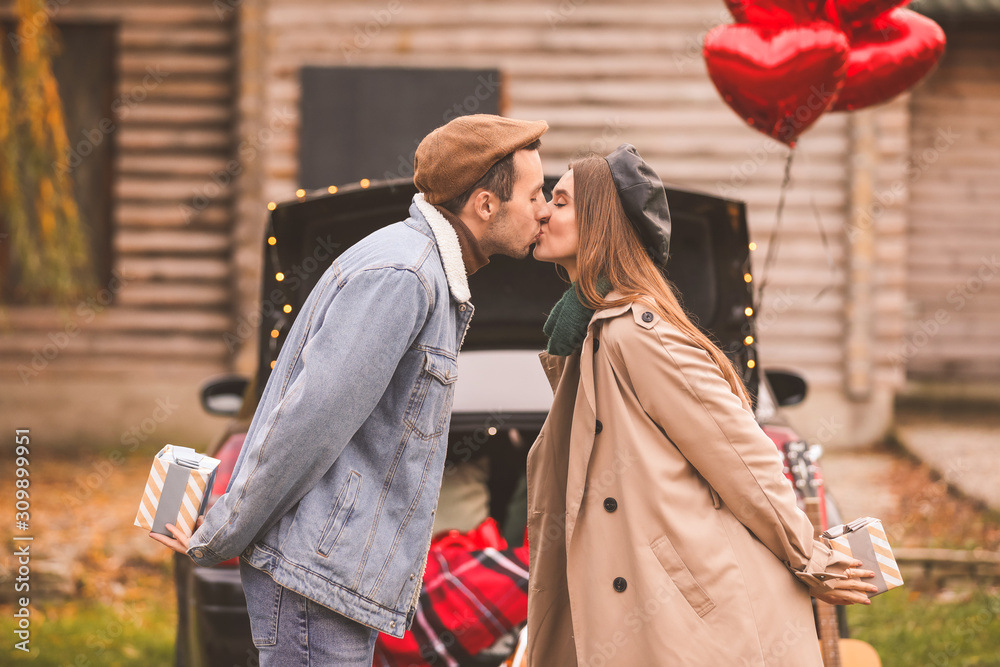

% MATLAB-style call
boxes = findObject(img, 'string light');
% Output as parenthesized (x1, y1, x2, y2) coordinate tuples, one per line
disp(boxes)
(296, 188, 306, 198)
(488, 427, 498, 436)
(745, 306, 753, 316)
(267, 201, 277, 211)
(748, 242, 757, 251)
(328, 185, 338, 194)
(267, 215, 292, 376)
(744, 335, 754, 345)
(747, 359, 755, 369)
(360, 179, 371, 188)
(744, 273, 752, 283)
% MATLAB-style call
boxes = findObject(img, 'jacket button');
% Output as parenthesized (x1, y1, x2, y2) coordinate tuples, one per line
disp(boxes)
(191, 548, 204, 559)
(613, 577, 627, 592)
(642, 311, 654, 323)
(595, 420, 603, 434)
(459, 304, 467, 312)
(594, 338, 600, 352)
(603, 497, 617, 512)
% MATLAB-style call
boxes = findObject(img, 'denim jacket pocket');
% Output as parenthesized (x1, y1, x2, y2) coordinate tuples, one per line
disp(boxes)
(317, 470, 362, 557)
(405, 350, 458, 439)
(650, 534, 716, 618)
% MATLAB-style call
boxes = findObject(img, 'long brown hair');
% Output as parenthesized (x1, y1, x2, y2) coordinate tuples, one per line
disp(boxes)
(571, 155, 751, 404)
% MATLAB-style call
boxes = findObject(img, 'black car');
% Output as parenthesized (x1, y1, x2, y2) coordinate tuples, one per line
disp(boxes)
(173, 178, 841, 666)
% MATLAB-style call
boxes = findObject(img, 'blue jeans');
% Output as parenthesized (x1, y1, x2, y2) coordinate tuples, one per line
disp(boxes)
(241, 560, 378, 666)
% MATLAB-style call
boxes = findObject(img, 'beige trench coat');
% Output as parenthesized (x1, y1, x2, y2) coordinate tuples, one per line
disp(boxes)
(525, 297, 852, 667)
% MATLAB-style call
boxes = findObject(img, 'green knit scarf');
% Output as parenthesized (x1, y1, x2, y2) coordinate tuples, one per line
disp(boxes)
(543, 278, 612, 356)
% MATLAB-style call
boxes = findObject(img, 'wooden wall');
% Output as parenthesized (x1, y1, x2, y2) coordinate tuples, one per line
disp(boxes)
(0, 0, 238, 381)
(0, 0, 239, 448)
(235, 0, 911, 424)
(906, 22, 1000, 385)
(8, 0, 985, 446)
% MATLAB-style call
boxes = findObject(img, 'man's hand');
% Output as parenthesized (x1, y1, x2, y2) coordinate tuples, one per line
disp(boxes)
(149, 516, 205, 556)
(812, 559, 878, 605)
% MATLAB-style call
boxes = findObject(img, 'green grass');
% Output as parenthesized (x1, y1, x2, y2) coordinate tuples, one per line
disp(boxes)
(3, 582, 998, 666)
(848, 588, 1000, 667)
(2, 598, 175, 666)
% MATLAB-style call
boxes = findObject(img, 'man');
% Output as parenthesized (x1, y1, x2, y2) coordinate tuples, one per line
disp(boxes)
(151, 114, 550, 666)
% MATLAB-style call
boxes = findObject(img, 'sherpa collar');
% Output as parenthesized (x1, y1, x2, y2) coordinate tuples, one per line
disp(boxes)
(433, 204, 490, 277)
(413, 193, 472, 303)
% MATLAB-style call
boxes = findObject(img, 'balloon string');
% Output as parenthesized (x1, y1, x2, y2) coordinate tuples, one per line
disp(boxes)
(796, 142, 838, 303)
(756, 147, 795, 312)
(808, 166, 837, 303)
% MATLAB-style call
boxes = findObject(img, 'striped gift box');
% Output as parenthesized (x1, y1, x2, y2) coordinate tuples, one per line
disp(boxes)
(135, 445, 220, 538)
(822, 517, 904, 597)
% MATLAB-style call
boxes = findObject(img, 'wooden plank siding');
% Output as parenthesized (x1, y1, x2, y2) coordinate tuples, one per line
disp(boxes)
(0, 0, 238, 379)
(234, 0, 910, 403)
(906, 23, 1000, 383)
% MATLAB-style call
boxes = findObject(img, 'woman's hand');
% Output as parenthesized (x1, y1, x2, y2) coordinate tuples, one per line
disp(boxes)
(148, 516, 205, 556)
(812, 559, 878, 605)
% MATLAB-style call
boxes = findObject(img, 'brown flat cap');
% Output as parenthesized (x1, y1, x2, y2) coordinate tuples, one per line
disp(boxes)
(414, 114, 548, 205)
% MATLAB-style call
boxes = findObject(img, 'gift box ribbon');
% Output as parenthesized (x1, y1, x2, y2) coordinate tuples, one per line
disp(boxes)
(135, 445, 214, 537)
(825, 519, 903, 594)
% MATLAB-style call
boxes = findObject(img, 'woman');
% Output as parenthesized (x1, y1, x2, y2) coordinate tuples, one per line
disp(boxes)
(525, 145, 877, 666)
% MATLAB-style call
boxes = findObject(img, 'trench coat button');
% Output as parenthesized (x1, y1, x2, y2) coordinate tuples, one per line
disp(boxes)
(594, 338, 600, 352)
(642, 311, 654, 323)
(603, 497, 618, 512)
(595, 420, 603, 435)
(613, 577, 627, 592)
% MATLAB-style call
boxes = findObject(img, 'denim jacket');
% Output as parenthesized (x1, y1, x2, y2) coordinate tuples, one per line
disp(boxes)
(187, 194, 475, 637)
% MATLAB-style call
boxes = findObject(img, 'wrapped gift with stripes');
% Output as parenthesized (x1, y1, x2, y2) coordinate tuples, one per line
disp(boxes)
(135, 445, 220, 538)
(822, 517, 904, 597)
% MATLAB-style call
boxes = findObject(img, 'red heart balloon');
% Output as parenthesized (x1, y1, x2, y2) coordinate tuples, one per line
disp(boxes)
(704, 22, 850, 146)
(834, 0, 908, 29)
(725, 0, 824, 27)
(832, 8, 945, 111)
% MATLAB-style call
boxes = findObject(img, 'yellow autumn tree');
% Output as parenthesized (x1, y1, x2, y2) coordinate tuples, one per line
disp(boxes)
(0, 0, 94, 304)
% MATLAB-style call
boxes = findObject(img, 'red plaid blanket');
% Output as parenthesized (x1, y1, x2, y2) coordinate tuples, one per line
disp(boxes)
(373, 519, 529, 667)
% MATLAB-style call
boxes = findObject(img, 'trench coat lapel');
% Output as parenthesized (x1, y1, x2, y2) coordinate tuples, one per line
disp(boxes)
(563, 297, 633, 551)
(576, 295, 632, 418)
(538, 351, 568, 394)
(564, 340, 596, 550)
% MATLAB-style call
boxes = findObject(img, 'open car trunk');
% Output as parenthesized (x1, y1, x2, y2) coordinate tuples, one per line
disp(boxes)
(260, 177, 760, 411)
(261, 178, 763, 525)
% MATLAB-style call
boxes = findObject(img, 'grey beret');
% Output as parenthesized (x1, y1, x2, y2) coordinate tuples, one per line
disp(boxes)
(603, 144, 671, 267)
